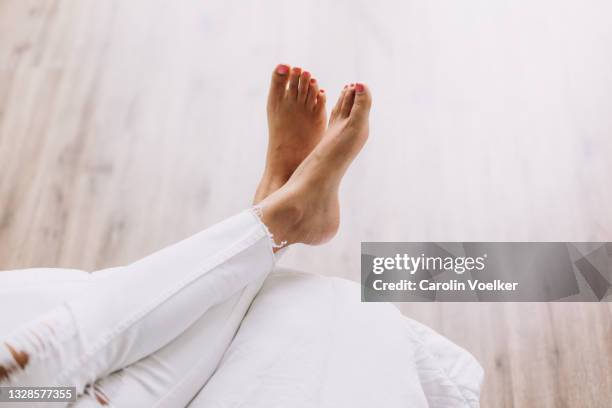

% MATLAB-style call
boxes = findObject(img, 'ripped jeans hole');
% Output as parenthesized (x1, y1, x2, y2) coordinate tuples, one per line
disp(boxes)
(0, 342, 30, 382)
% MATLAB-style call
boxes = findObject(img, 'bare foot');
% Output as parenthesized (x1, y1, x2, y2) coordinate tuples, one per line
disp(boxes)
(258, 83, 372, 247)
(254, 64, 327, 203)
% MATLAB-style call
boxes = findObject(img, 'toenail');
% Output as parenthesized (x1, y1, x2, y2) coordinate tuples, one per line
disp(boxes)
(303, 71, 310, 76)
(343, 85, 348, 89)
(355, 83, 365, 93)
(276, 64, 289, 75)
(319, 89, 325, 93)
(310, 78, 316, 84)
(350, 83, 354, 87)
(292, 67, 301, 73)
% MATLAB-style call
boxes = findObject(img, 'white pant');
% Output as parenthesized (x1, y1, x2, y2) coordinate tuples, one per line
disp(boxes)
(0, 210, 276, 407)
(0, 210, 483, 408)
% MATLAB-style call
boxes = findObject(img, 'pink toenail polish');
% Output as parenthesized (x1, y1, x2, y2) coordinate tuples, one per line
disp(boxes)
(319, 89, 325, 93)
(292, 67, 301, 73)
(276, 65, 289, 75)
(343, 85, 348, 89)
(355, 83, 365, 93)
(303, 71, 310, 77)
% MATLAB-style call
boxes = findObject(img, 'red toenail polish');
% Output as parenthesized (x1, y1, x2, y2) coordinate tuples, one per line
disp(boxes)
(319, 89, 325, 93)
(350, 83, 354, 87)
(355, 83, 365, 93)
(276, 65, 289, 75)
(303, 71, 310, 76)
(310, 78, 316, 84)
(292, 67, 301, 73)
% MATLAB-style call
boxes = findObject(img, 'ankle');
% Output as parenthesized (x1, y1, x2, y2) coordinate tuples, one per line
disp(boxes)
(259, 192, 305, 246)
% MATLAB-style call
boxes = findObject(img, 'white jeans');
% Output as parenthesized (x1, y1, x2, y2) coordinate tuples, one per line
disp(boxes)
(0, 210, 276, 407)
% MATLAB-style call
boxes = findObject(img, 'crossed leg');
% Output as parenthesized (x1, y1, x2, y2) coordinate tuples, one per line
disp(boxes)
(0, 66, 371, 407)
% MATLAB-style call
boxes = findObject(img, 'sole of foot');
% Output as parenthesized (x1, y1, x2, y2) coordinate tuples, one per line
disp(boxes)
(259, 83, 371, 247)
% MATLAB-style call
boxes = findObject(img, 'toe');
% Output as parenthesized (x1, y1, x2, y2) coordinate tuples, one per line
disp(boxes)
(269, 64, 290, 102)
(350, 83, 372, 119)
(306, 78, 319, 110)
(330, 85, 348, 120)
(298, 71, 311, 103)
(315, 89, 326, 113)
(340, 84, 356, 117)
(288, 67, 302, 100)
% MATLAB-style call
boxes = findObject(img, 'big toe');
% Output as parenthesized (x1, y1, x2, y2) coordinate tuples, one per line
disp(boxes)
(269, 64, 290, 101)
(350, 83, 372, 119)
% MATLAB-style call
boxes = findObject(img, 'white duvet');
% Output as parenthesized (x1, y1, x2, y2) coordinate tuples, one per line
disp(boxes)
(189, 269, 483, 408)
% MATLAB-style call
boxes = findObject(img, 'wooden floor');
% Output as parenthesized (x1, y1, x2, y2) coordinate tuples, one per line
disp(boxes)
(1, 1, 611, 406)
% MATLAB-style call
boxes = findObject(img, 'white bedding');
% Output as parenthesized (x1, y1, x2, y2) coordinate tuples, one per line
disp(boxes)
(190, 269, 483, 407)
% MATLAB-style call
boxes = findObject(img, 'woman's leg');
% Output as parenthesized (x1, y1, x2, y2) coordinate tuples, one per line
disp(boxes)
(0, 74, 371, 406)
(71, 80, 372, 408)
(0, 210, 275, 394)
(65, 65, 337, 407)
(0, 265, 255, 407)
(71, 279, 263, 407)
(0, 267, 125, 334)
(0, 65, 328, 407)
(0, 269, 93, 334)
